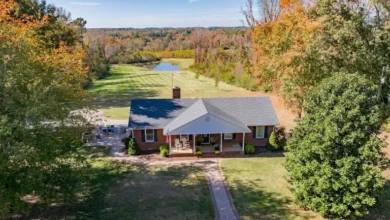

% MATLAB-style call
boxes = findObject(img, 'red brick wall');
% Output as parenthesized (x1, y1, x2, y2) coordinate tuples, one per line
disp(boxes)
(209, 126, 274, 147)
(245, 126, 274, 147)
(133, 129, 166, 151)
(133, 129, 194, 151)
(133, 126, 274, 151)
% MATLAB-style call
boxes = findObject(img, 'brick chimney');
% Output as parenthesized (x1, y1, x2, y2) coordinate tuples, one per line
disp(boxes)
(173, 86, 181, 99)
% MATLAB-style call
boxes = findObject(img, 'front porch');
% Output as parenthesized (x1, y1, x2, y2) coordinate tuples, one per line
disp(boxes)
(170, 142, 243, 154)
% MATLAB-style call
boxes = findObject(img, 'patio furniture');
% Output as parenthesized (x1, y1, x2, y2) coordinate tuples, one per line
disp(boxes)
(175, 139, 182, 150)
(82, 132, 93, 143)
(183, 140, 190, 149)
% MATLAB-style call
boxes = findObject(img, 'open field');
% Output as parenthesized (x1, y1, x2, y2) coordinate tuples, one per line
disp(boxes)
(87, 59, 296, 129)
(221, 154, 390, 220)
(29, 147, 214, 220)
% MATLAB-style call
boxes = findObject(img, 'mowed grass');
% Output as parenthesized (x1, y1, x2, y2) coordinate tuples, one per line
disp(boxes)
(87, 59, 256, 119)
(221, 154, 390, 220)
(30, 152, 214, 219)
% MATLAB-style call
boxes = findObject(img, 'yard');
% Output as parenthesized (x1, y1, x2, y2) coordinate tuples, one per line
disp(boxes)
(29, 146, 214, 220)
(221, 153, 390, 220)
(87, 59, 258, 120)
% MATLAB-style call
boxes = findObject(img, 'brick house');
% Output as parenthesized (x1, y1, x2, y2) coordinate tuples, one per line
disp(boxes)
(129, 87, 279, 156)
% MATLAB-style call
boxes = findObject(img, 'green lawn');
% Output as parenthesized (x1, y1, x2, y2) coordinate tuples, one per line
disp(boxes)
(87, 59, 255, 119)
(221, 154, 390, 220)
(29, 147, 214, 220)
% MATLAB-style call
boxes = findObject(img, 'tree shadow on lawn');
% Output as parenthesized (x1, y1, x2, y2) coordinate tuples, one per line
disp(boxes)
(362, 178, 390, 220)
(28, 160, 214, 220)
(229, 179, 315, 220)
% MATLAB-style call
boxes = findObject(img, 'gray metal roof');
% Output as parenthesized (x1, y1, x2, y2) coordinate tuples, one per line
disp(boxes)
(163, 99, 251, 135)
(129, 97, 279, 129)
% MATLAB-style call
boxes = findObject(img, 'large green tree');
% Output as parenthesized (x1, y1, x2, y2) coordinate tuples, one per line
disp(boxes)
(309, 0, 390, 91)
(0, 0, 90, 216)
(285, 73, 389, 219)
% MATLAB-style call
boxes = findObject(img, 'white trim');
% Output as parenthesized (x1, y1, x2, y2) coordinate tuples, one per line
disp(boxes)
(242, 132, 245, 151)
(193, 134, 196, 153)
(255, 126, 265, 139)
(220, 133, 223, 152)
(145, 129, 155, 142)
(224, 133, 233, 140)
(169, 135, 172, 152)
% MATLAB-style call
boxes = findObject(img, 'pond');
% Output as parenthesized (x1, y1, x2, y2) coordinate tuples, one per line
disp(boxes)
(152, 62, 181, 71)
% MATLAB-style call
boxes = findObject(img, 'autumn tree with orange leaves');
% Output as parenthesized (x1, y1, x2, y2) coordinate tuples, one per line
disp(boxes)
(252, 0, 321, 115)
(251, 0, 390, 116)
(0, 0, 91, 216)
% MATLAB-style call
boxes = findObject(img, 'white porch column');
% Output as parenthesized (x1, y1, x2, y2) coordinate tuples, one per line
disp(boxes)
(242, 132, 245, 151)
(169, 135, 172, 152)
(220, 133, 223, 152)
(193, 134, 196, 153)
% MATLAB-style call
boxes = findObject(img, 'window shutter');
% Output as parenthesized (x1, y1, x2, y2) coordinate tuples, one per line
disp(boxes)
(154, 129, 158, 141)
(253, 126, 256, 138)
(141, 130, 145, 142)
(233, 133, 236, 139)
(264, 126, 268, 138)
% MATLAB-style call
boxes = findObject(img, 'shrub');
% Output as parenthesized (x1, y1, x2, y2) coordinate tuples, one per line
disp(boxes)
(196, 151, 202, 158)
(121, 137, 130, 150)
(244, 142, 255, 154)
(275, 126, 287, 148)
(210, 136, 217, 145)
(159, 144, 168, 152)
(214, 150, 220, 155)
(267, 132, 280, 151)
(285, 73, 389, 219)
(160, 149, 169, 157)
(128, 138, 140, 155)
(195, 136, 203, 146)
(159, 144, 169, 157)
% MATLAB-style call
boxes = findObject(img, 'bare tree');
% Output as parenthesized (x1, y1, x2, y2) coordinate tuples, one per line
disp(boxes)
(241, 0, 281, 29)
(192, 28, 211, 64)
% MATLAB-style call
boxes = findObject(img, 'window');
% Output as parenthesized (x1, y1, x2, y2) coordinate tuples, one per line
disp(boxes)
(145, 129, 155, 142)
(256, 126, 265, 138)
(224, 133, 233, 140)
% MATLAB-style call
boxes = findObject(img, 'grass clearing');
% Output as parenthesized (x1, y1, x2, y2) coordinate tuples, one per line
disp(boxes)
(87, 61, 257, 119)
(221, 154, 390, 220)
(30, 156, 214, 219)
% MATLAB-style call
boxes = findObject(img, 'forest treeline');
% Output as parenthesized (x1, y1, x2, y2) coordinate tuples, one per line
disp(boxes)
(83, 27, 244, 67)
(191, 0, 390, 115)
(85, 0, 390, 117)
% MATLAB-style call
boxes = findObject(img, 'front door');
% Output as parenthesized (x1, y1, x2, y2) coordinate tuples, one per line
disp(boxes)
(202, 134, 210, 144)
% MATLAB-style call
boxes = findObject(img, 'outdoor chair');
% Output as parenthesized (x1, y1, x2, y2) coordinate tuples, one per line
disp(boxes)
(183, 140, 190, 149)
(175, 139, 182, 150)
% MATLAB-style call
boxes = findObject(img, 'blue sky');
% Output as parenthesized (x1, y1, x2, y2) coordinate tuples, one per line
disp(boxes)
(46, 0, 247, 28)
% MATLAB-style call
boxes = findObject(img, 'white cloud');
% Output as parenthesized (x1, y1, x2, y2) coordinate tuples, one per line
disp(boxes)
(69, 1, 101, 6)
(189, 0, 200, 3)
